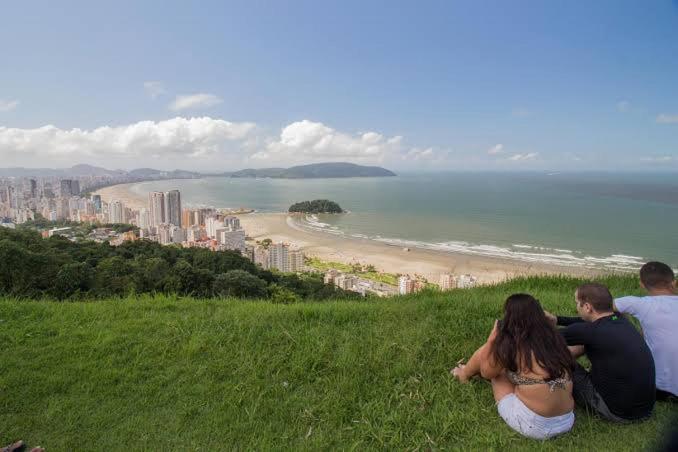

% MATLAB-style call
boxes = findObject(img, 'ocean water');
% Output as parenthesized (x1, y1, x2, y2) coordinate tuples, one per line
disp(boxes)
(130, 172, 678, 270)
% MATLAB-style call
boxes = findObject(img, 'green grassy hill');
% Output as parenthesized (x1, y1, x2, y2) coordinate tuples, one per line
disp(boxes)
(1, 275, 674, 451)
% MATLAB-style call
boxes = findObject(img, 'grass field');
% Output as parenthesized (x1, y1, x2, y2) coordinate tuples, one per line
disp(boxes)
(305, 256, 401, 286)
(1, 275, 675, 450)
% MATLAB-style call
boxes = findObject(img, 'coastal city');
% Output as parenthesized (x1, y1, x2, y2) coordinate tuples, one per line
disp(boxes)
(0, 175, 477, 296)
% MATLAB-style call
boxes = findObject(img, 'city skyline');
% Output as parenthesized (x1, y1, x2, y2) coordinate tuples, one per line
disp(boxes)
(1, 1, 677, 171)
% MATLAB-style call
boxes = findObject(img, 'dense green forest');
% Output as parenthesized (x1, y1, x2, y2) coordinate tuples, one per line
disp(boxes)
(0, 227, 357, 302)
(289, 199, 344, 214)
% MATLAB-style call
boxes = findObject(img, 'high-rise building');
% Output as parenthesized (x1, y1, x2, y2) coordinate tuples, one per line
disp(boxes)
(205, 216, 223, 238)
(149, 192, 165, 228)
(181, 209, 194, 228)
(5, 186, 17, 209)
(269, 242, 290, 272)
(29, 179, 37, 198)
(223, 216, 240, 230)
(170, 224, 186, 243)
(439, 273, 456, 291)
(137, 208, 150, 231)
(91, 194, 102, 213)
(398, 276, 416, 295)
(186, 225, 203, 242)
(109, 200, 125, 224)
(217, 228, 246, 253)
(288, 249, 304, 272)
(164, 190, 181, 227)
(60, 180, 80, 197)
(157, 223, 172, 245)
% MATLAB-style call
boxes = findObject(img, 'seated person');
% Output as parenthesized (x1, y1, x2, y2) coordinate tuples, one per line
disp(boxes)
(615, 261, 678, 401)
(451, 293, 575, 440)
(546, 283, 656, 422)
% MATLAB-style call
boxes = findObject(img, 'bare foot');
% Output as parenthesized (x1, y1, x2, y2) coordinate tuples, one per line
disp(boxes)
(450, 363, 470, 383)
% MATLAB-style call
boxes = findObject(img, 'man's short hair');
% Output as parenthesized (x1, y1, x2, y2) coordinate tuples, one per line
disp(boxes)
(576, 283, 613, 313)
(640, 261, 675, 289)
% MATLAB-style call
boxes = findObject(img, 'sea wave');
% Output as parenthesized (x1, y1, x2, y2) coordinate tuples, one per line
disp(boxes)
(291, 214, 645, 271)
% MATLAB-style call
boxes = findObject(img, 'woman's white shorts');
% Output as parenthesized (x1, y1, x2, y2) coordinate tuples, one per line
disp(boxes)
(497, 393, 574, 440)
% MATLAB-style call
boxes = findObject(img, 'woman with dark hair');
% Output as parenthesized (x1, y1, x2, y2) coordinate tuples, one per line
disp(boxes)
(451, 293, 576, 440)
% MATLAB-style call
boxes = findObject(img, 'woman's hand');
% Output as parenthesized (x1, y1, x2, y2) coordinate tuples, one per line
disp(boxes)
(487, 319, 499, 343)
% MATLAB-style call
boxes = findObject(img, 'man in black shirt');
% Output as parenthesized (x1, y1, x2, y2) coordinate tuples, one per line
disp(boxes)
(546, 283, 655, 422)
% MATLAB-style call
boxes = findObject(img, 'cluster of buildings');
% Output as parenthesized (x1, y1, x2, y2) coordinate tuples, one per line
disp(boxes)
(322, 270, 478, 297)
(439, 273, 478, 289)
(323, 270, 399, 297)
(0, 177, 306, 274)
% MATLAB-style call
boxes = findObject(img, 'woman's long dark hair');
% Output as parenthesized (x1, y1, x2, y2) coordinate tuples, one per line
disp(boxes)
(491, 293, 574, 379)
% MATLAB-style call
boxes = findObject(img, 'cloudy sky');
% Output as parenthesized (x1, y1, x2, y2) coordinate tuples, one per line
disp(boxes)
(1, 1, 677, 171)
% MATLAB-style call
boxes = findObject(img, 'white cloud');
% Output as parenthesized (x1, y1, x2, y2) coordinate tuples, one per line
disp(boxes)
(616, 100, 631, 113)
(143, 81, 166, 99)
(405, 147, 435, 160)
(0, 99, 19, 112)
(656, 114, 678, 124)
(487, 144, 504, 155)
(0, 117, 255, 161)
(508, 152, 539, 161)
(640, 155, 675, 162)
(257, 119, 404, 164)
(169, 93, 223, 111)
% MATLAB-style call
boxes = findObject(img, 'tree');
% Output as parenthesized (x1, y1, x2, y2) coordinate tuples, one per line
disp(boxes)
(94, 256, 135, 297)
(269, 284, 300, 304)
(133, 257, 170, 293)
(53, 262, 94, 300)
(288, 199, 343, 214)
(213, 270, 268, 299)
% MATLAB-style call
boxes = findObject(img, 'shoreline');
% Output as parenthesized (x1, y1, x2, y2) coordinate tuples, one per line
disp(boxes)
(95, 182, 607, 284)
(239, 213, 600, 284)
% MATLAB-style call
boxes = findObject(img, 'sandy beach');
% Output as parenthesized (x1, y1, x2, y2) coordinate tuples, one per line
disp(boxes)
(95, 183, 147, 210)
(239, 213, 594, 284)
(95, 182, 594, 284)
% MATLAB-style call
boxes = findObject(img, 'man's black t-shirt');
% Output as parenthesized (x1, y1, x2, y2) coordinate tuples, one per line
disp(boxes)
(557, 313, 656, 420)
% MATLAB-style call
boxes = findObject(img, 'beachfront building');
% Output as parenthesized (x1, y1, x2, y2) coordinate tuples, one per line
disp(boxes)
(149, 191, 165, 229)
(398, 275, 415, 295)
(439, 273, 456, 290)
(398, 275, 425, 295)
(108, 200, 125, 224)
(164, 190, 182, 227)
(252, 242, 304, 273)
(456, 274, 478, 289)
(217, 228, 246, 253)
(269, 242, 289, 272)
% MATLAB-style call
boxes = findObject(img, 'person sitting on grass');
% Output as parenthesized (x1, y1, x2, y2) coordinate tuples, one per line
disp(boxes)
(545, 283, 656, 423)
(614, 261, 678, 402)
(451, 293, 575, 440)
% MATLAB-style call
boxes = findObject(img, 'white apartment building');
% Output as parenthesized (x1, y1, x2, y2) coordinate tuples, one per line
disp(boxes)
(217, 228, 246, 253)
(439, 273, 456, 291)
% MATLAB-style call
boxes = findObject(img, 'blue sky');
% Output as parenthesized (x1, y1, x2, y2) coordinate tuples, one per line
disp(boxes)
(1, 0, 677, 171)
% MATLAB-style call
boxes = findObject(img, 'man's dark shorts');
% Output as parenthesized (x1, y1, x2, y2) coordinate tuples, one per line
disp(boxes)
(572, 364, 647, 423)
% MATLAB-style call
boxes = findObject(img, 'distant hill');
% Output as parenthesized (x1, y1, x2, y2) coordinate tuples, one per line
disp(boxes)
(229, 162, 396, 179)
(0, 165, 201, 179)
(0, 162, 394, 180)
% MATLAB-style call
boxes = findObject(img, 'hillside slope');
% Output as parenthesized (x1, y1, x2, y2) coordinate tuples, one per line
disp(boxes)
(0, 276, 674, 451)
